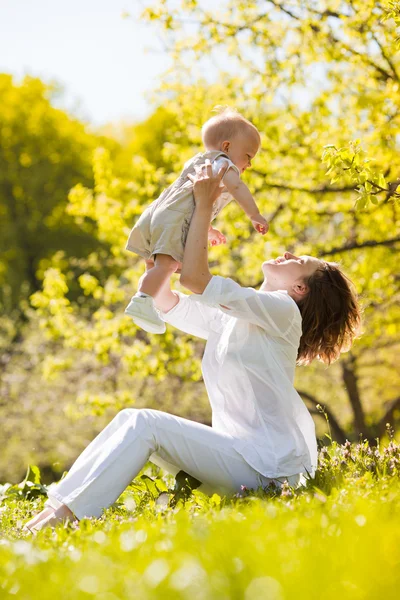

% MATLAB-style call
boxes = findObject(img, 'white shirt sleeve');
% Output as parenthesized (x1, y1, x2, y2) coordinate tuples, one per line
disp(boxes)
(160, 291, 223, 340)
(194, 275, 301, 340)
(212, 156, 240, 184)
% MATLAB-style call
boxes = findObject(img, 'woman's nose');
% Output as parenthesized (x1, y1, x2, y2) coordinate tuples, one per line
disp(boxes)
(284, 252, 297, 259)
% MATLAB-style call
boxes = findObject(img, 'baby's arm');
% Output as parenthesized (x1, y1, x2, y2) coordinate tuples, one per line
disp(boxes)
(222, 168, 269, 234)
(208, 225, 226, 246)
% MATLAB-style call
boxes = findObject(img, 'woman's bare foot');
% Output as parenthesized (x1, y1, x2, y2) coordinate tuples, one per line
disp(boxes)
(24, 504, 77, 534)
(23, 507, 54, 532)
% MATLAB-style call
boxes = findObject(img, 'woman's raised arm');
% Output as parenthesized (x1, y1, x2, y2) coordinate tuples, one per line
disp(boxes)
(180, 160, 228, 294)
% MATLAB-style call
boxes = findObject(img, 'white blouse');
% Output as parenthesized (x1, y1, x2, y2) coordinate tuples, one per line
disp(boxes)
(161, 275, 318, 478)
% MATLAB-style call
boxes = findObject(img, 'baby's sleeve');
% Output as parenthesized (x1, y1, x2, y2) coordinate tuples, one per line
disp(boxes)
(212, 156, 240, 183)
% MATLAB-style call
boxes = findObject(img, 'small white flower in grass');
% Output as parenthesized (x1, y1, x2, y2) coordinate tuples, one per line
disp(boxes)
(314, 492, 327, 503)
(93, 530, 107, 544)
(136, 529, 147, 543)
(155, 492, 169, 507)
(233, 557, 244, 573)
(12, 541, 31, 556)
(143, 558, 170, 587)
(12, 541, 49, 565)
(8, 583, 20, 595)
(78, 575, 99, 595)
(68, 545, 82, 562)
(355, 514, 367, 527)
(5, 560, 16, 576)
(0, 539, 10, 546)
(124, 497, 136, 511)
(155, 539, 173, 552)
(245, 576, 285, 600)
(169, 558, 207, 590)
(320, 514, 329, 528)
(119, 530, 137, 552)
(266, 504, 277, 518)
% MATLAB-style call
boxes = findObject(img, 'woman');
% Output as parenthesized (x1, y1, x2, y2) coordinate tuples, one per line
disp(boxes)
(24, 161, 361, 532)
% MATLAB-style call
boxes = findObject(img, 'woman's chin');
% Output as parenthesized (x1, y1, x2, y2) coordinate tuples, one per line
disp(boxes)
(262, 260, 277, 274)
(261, 263, 275, 286)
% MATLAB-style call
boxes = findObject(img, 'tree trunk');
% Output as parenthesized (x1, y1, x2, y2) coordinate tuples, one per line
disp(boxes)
(341, 354, 367, 437)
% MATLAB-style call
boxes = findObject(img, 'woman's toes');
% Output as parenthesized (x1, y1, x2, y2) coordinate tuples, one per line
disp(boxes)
(29, 512, 63, 533)
(29, 504, 77, 532)
(23, 507, 54, 531)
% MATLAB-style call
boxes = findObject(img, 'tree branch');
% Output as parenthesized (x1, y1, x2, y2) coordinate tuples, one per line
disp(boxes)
(321, 235, 400, 257)
(252, 171, 356, 195)
(267, 202, 285, 222)
(266, 1, 395, 82)
(266, 0, 301, 21)
(371, 31, 400, 83)
(333, 37, 395, 82)
(297, 389, 347, 443)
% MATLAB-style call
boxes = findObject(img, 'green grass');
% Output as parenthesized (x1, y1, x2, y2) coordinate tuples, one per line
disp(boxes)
(1, 435, 400, 600)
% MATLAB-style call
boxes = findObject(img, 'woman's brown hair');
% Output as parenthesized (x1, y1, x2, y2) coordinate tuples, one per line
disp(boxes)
(296, 261, 362, 365)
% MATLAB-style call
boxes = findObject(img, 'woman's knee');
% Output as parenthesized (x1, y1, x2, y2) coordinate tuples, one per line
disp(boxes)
(116, 408, 137, 421)
(116, 408, 156, 426)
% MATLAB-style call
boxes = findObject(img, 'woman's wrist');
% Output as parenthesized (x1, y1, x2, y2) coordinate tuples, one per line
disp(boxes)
(194, 203, 213, 216)
(193, 205, 213, 228)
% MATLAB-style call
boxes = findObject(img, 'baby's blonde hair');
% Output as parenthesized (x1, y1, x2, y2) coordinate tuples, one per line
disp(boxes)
(202, 106, 261, 150)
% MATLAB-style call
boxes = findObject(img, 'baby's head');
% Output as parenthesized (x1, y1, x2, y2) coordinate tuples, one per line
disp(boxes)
(202, 107, 261, 173)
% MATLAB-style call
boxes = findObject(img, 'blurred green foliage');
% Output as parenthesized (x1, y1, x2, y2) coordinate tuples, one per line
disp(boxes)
(1, 1, 400, 480)
(0, 74, 109, 314)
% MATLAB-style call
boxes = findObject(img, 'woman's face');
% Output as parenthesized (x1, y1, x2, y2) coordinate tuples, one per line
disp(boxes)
(261, 252, 323, 299)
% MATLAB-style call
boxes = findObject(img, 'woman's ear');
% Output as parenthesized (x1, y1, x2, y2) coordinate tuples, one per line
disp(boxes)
(292, 281, 308, 297)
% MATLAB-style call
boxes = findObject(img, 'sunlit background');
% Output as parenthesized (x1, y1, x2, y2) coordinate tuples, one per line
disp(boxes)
(0, 0, 399, 488)
(0, 0, 169, 124)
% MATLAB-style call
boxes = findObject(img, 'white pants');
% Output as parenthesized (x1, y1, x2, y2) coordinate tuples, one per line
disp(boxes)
(45, 408, 300, 520)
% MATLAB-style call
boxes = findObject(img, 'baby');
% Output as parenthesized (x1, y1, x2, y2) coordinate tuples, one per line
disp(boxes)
(125, 107, 268, 333)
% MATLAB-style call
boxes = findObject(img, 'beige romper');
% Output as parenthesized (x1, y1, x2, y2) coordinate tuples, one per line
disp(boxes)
(125, 150, 240, 263)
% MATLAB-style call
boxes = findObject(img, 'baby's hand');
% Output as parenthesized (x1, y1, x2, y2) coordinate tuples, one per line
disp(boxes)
(208, 227, 227, 247)
(250, 214, 269, 235)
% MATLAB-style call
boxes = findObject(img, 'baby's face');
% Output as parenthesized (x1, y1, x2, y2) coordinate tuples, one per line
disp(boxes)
(224, 130, 260, 173)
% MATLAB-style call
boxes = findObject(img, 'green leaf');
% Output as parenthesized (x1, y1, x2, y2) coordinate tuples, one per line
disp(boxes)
(378, 173, 387, 189)
(140, 474, 161, 499)
(22, 464, 42, 485)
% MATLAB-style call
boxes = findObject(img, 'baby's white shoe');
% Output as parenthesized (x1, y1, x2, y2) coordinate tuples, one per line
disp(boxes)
(125, 295, 166, 334)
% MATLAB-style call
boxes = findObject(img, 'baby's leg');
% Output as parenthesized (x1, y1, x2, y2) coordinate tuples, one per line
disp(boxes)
(138, 254, 179, 298)
(126, 255, 180, 333)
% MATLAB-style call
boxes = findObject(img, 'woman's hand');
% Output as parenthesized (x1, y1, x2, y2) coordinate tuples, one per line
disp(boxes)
(187, 159, 228, 212)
